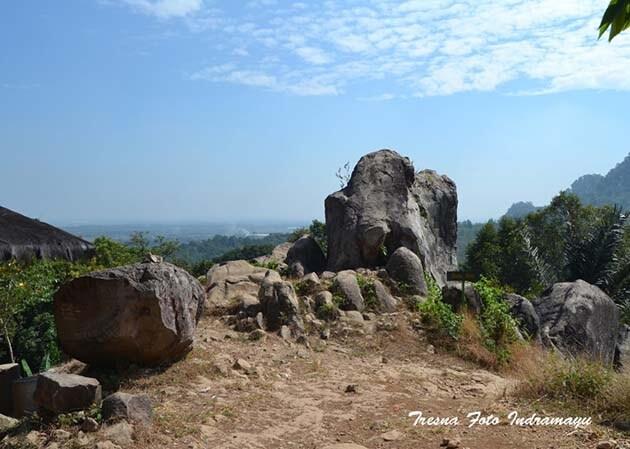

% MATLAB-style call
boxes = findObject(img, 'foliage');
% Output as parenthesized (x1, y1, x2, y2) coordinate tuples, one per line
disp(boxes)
(174, 233, 289, 263)
(356, 274, 378, 310)
(213, 244, 275, 263)
(418, 273, 462, 340)
(599, 0, 630, 42)
(474, 277, 519, 365)
(464, 222, 500, 280)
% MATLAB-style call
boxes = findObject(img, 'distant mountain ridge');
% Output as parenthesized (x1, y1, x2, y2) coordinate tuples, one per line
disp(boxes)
(505, 153, 630, 216)
(569, 154, 630, 210)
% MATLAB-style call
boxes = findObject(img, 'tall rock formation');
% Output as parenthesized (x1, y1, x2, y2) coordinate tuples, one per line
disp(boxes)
(325, 149, 457, 286)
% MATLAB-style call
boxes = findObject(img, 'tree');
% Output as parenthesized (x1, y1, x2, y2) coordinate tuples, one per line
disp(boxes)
(464, 222, 500, 280)
(600, 0, 630, 41)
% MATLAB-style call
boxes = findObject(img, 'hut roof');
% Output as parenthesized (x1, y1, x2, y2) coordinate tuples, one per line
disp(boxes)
(0, 206, 94, 262)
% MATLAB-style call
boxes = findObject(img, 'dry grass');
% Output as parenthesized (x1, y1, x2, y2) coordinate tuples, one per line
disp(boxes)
(513, 347, 630, 424)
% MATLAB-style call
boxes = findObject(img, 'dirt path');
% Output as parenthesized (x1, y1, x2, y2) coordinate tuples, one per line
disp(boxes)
(120, 312, 630, 449)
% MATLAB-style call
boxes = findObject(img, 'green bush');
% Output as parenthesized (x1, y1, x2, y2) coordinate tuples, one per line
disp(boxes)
(356, 274, 378, 310)
(474, 277, 519, 365)
(419, 273, 462, 340)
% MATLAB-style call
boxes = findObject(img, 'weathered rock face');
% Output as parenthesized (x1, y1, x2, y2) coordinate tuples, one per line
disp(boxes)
(102, 392, 153, 425)
(34, 373, 101, 414)
(505, 293, 540, 342)
(385, 247, 427, 296)
(206, 260, 273, 309)
(285, 236, 326, 277)
(533, 280, 620, 365)
(325, 149, 457, 286)
(54, 262, 205, 366)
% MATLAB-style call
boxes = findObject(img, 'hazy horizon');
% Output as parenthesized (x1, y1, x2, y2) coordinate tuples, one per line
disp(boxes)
(3, 1, 630, 224)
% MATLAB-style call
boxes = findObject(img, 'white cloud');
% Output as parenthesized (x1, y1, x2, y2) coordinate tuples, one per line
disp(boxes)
(119, 0, 203, 18)
(108, 0, 630, 97)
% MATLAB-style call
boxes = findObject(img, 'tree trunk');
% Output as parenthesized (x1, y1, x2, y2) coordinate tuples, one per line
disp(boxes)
(0, 319, 15, 364)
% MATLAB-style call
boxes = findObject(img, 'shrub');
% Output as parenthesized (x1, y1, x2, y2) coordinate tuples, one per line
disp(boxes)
(356, 274, 378, 310)
(418, 273, 462, 340)
(474, 277, 519, 365)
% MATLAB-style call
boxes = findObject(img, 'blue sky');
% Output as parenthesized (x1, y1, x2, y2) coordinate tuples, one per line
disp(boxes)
(1, 0, 630, 224)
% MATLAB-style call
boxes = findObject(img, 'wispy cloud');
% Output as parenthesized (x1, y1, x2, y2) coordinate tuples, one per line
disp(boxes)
(118, 0, 203, 19)
(108, 0, 630, 97)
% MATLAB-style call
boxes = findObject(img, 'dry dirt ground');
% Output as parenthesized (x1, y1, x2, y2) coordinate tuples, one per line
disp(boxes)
(112, 312, 630, 449)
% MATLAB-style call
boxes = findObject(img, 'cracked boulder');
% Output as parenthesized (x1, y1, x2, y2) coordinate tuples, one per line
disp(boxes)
(54, 262, 205, 366)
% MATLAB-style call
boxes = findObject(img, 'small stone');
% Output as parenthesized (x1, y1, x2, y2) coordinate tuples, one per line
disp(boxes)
(279, 325, 292, 340)
(345, 384, 358, 394)
(381, 429, 403, 441)
(233, 359, 252, 372)
(34, 373, 102, 414)
(53, 429, 71, 441)
(96, 442, 122, 449)
(427, 344, 435, 354)
(597, 442, 617, 449)
(248, 329, 266, 341)
(320, 328, 331, 340)
(0, 413, 19, 434)
(102, 392, 153, 425)
(255, 312, 265, 329)
(101, 421, 134, 446)
(381, 356, 389, 364)
(46, 443, 60, 449)
(344, 311, 364, 323)
(362, 312, 376, 321)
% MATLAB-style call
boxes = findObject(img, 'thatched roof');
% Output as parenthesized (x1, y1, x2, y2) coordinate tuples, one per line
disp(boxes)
(0, 207, 94, 262)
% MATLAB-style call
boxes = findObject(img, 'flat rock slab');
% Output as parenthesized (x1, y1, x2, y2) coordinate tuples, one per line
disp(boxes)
(34, 373, 101, 414)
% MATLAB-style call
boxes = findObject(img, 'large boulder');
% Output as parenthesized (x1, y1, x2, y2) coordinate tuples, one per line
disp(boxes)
(258, 271, 304, 335)
(385, 247, 427, 296)
(34, 373, 101, 414)
(533, 280, 620, 365)
(0, 364, 20, 416)
(54, 262, 205, 366)
(505, 293, 540, 342)
(285, 236, 326, 277)
(206, 260, 271, 309)
(325, 149, 457, 286)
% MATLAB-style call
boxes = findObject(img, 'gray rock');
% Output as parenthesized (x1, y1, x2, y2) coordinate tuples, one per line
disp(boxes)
(0, 363, 20, 416)
(314, 291, 338, 320)
(0, 413, 19, 434)
(101, 421, 134, 446)
(299, 272, 321, 293)
(206, 260, 274, 309)
(258, 272, 304, 335)
(615, 325, 630, 372)
(82, 417, 100, 432)
(373, 280, 397, 312)
(34, 373, 101, 414)
(325, 149, 457, 286)
(505, 293, 540, 342)
(54, 262, 205, 366)
(238, 295, 261, 317)
(333, 271, 365, 311)
(321, 271, 336, 280)
(533, 280, 620, 365)
(102, 392, 153, 425)
(253, 242, 292, 266)
(386, 247, 427, 296)
(442, 284, 482, 315)
(343, 310, 365, 324)
(285, 236, 326, 277)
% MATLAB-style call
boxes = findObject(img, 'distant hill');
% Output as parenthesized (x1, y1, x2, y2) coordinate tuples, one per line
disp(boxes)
(504, 201, 541, 219)
(569, 154, 630, 209)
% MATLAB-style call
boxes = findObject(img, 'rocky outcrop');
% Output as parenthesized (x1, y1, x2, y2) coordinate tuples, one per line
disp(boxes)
(325, 150, 457, 286)
(54, 262, 205, 366)
(385, 247, 427, 296)
(285, 236, 326, 277)
(206, 260, 273, 309)
(253, 242, 291, 268)
(505, 293, 540, 342)
(34, 373, 101, 414)
(0, 206, 94, 262)
(102, 392, 153, 425)
(533, 280, 620, 365)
